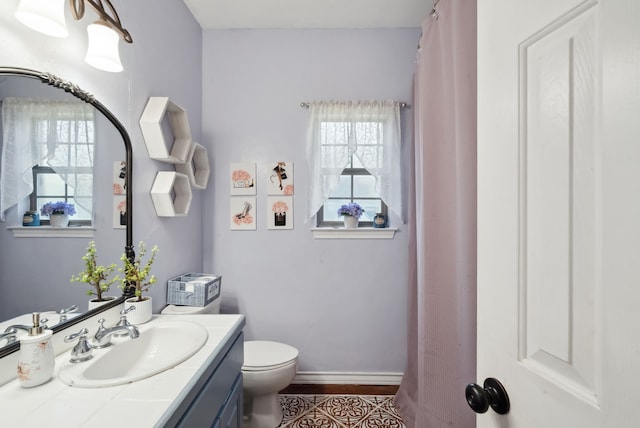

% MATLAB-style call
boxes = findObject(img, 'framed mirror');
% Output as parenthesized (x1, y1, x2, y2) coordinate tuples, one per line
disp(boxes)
(0, 67, 134, 358)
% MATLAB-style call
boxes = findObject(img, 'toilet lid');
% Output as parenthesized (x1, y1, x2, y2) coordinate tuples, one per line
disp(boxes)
(243, 341, 298, 370)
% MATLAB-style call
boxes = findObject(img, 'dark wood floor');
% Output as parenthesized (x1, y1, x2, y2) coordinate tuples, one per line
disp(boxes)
(280, 383, 399, 395)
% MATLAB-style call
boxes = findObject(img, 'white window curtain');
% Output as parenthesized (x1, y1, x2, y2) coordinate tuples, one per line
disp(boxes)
(0, 98, 94, 221)
(305, 100, 403, 222)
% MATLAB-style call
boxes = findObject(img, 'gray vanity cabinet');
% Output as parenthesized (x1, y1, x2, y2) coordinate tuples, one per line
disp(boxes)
(161, 329, 244, 428)
(213, 376, 243, 428)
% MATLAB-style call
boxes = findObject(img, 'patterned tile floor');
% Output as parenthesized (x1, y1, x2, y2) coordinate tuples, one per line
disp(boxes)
(277, 394, 406, 428)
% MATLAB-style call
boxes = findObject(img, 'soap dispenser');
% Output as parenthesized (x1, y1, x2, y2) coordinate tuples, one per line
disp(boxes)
(17, 312, 55, 388)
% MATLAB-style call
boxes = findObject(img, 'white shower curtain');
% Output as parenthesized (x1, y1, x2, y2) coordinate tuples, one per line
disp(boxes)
(394, 1, 477, 427)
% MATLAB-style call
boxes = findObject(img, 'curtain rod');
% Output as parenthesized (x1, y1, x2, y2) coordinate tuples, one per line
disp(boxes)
(300, 101, 410, 109)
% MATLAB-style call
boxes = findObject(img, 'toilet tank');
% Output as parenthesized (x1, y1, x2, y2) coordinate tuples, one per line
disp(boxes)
(161, 299, 221, 315)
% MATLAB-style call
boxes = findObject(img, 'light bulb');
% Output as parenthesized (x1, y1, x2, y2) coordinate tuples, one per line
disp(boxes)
(14, 0, 68, 38)
(85, 20, 123, 73)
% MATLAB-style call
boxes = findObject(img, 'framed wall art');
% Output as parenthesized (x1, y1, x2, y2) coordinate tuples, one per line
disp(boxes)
(266, 161, 293, 195)
(113, 196, 127, 229)
(267, 196, 293, 230)
(230, 196, 256, 230)
(230, 162, 256, 195)
(113, 161, 127, 229)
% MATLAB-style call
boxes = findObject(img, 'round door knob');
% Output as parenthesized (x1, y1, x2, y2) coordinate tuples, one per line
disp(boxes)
(465, 377, 510, 415)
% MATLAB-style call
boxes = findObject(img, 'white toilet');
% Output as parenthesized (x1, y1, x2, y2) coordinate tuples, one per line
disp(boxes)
(242, 340, 298, 428)
(162, 300, 299, 428)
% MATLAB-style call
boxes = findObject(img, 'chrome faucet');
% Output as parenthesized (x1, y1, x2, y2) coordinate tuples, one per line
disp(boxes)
(4, 317, 48, 334)
(0, 330, 17, 345)
(92, 316, 140, 349)
(3, 325, 29, 333)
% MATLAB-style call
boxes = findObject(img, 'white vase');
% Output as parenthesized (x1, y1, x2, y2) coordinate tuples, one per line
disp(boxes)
(49, 213, 69, 227)
(88, 296, 117, 311)
(343, 216, 359, 229)
(124, 296, 153, 324)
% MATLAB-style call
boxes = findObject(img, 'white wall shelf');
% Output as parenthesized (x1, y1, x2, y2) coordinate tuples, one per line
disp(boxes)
(139, 97, 193, 164)
(150, 171, 192, 217)
(176, 142, 210, 189)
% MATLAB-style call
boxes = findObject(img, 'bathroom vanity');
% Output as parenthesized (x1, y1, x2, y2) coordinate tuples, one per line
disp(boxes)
(0, 314, 245, 427)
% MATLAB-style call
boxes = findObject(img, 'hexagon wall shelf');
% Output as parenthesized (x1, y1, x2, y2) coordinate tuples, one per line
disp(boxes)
(150, 171, 192, 217)
(139, 97, 192, 164)
(176, 142, 210, 189)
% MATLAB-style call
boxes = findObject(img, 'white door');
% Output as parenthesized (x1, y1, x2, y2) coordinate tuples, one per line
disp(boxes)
(477, 0, 640, 426)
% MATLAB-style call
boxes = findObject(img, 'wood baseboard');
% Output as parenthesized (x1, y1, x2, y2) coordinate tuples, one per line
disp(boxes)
(280, 384, 399, 395)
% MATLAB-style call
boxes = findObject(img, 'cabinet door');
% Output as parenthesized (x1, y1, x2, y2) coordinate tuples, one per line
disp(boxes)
(176, 333, 244, 427)
(216, 374, 243, 428)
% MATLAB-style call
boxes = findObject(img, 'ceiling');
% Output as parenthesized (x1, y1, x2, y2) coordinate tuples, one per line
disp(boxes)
(182, 0, 434, 29)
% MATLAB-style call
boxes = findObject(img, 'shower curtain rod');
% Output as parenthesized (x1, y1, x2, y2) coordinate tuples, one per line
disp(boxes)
(300, 101, 409, 109)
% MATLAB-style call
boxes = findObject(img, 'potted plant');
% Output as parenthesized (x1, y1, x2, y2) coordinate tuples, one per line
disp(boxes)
(40, 201, 76, 227)
(70, 241, 120, 310)
(119, 241, 158, 324)
(337, 202, 364, 228)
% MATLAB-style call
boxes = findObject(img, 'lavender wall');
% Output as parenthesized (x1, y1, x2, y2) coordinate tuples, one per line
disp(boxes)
(0, 0, 203, 317)
(1, 0, 419, 375)
(202, 29, 419, 373)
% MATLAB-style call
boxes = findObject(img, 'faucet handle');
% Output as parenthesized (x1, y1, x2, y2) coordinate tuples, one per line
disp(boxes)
(60, 304, 79, 314)
(117, 305, 135, 327)
(92, 318, 113, 349)
(114, 306, 135, 336)
(58, 305, 79, 323)
(120, 305, 135, 316)
(95, 317, 107, 335)
(64, 328, 93, 363)
(64, 327, 89, 342)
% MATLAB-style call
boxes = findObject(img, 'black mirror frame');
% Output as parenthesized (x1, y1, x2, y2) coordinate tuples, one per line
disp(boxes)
(0, 66, 135, 358)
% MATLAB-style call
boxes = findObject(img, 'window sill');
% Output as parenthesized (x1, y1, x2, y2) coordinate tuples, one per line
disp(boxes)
(8, 226, 95, 238)
(311, 227, 397, 239)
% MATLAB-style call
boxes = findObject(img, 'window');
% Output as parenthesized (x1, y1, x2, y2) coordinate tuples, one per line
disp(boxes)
(316, 125, 388, 227)
(305, 101, 403, 227)
(0, 98, 94, 224)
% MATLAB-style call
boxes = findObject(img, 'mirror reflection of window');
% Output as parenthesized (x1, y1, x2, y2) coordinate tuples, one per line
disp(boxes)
(0, 98, 94, 225)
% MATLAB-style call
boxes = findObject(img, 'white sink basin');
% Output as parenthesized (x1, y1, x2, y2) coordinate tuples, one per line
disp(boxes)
(58, 320, 208, 388)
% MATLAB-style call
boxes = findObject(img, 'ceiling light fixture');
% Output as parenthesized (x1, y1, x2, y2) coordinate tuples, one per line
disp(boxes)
(14, 0, 133, 73)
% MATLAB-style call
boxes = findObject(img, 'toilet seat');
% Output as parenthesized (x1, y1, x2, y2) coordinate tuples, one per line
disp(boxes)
(243, 341, 298, 372)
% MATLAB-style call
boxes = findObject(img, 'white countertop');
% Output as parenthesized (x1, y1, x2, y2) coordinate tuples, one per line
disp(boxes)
(0, 314, 245, 427)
